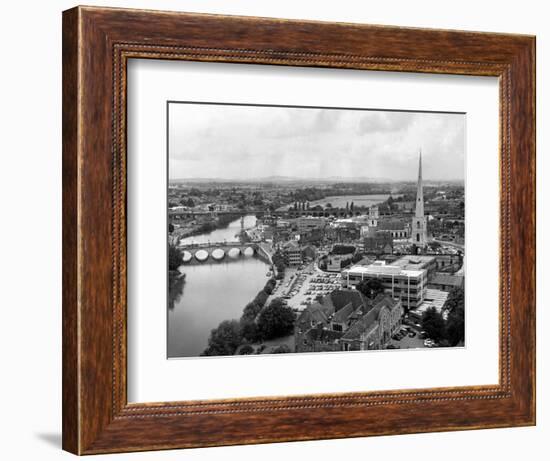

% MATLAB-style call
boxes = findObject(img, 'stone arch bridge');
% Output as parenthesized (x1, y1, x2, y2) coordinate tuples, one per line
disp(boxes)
(180, 242, 273, 264)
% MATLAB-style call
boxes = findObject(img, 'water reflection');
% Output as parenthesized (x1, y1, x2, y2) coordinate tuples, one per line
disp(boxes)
(168, 215, 269, 358)
(168, 273, 186, 310)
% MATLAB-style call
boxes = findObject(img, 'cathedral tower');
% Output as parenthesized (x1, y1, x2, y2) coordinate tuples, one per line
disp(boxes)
(411, 150, 427, 248)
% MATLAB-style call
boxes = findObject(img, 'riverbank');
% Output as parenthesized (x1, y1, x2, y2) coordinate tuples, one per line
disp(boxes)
(177, 212, 246, 241)
(200, 276, 278, 356)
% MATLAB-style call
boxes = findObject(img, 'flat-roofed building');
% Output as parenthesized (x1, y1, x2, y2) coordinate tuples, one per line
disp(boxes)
(295, 216, 327, 232)
(392, 255, 437, 277)
(341, 261, 427, 311)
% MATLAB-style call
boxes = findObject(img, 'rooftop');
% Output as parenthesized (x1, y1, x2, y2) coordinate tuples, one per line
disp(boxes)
(392, 255, 436, 271)
(343, 262, 425, 278)
(377, 220, 408, 231)
(429, 273, 464, 288)
(342, 296, 400, 341)
(282, 240, 301, 250)
(411, 289, 449, 315)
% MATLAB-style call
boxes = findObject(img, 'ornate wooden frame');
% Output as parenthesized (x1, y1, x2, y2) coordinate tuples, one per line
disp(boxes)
(62, 5, 536, 455)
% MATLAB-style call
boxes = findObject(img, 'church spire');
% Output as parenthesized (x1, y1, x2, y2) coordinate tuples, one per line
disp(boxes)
(411, 149, 427, 249)
(415, 149, 424, 218)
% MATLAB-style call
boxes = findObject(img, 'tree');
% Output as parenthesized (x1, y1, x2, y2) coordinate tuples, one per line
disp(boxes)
(254, 290, 269, 308)
(240, 301, 262, 324)
(238, 344, 254, 355)
(168, 222, 174, 233)
(445, 287, 465, 346)
(168, 245, 183, 271)
(272, 250, 286, 268)
(241, 321, 261, 342)
(445, 287, 465, 313)
(446, 304, 465, 346)
(271, 344, 291, 354)
(201, 320, 242, 356)
(356, 279, 385, 299)
(180, 197, 195, 207)
(340, 257, 352, 268)
(421, 307, 446, 342)
(263, 278, 276, 295)
(257, 299, 296, 340)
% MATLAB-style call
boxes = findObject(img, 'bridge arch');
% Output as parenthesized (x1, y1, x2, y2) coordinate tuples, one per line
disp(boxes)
(211, 248, 225, 260)
(194, 249, 209, 262)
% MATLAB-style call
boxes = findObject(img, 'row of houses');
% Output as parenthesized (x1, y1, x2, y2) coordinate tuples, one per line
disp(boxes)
(295, 289, 404, 353)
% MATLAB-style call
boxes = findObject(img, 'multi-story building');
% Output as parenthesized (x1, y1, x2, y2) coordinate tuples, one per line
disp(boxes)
(341, 260, 429, 311)
(282, 240, 302, 266)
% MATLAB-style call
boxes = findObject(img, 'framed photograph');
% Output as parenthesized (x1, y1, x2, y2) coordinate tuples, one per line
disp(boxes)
(62, 6, 535, 455)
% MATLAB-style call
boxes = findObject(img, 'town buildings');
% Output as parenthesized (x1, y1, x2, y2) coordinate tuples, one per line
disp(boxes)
(295, 289, 403, 353)
(408, 288, 450, 322)
(341, 255, 437, 311)
(428, 273, 464, 292)
(281, 240, 303, 266)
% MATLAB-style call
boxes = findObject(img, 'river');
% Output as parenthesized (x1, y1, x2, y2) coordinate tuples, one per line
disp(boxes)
(178, 214, 257, 245)
(278, 194, 391, 210)
(168, 215, 269, 358)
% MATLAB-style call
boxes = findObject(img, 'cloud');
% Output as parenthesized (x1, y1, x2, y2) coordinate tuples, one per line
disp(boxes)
(356, 111, 415, 135)
(168, 103, 464, 181)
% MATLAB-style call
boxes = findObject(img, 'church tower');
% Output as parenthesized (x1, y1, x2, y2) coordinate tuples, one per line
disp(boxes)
(411, 150, 427, 248)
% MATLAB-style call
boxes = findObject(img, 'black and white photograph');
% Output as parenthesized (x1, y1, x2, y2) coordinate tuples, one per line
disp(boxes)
(167, 102, 466, 358)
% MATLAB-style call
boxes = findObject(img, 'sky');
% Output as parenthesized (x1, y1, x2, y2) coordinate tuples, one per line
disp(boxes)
(168, 102, 465, 181)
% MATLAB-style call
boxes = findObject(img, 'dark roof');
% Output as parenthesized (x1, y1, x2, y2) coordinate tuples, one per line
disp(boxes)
(329, 289, 368, 312)
(377, 220, 408, 231)
(331, 302, 356, 324)
(341, 296, 399, 341)
(429, 274, 464, 287)
(305, 324, 344, 342)
(296, 300, 334, 327)
(364, 232, 393, 243)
